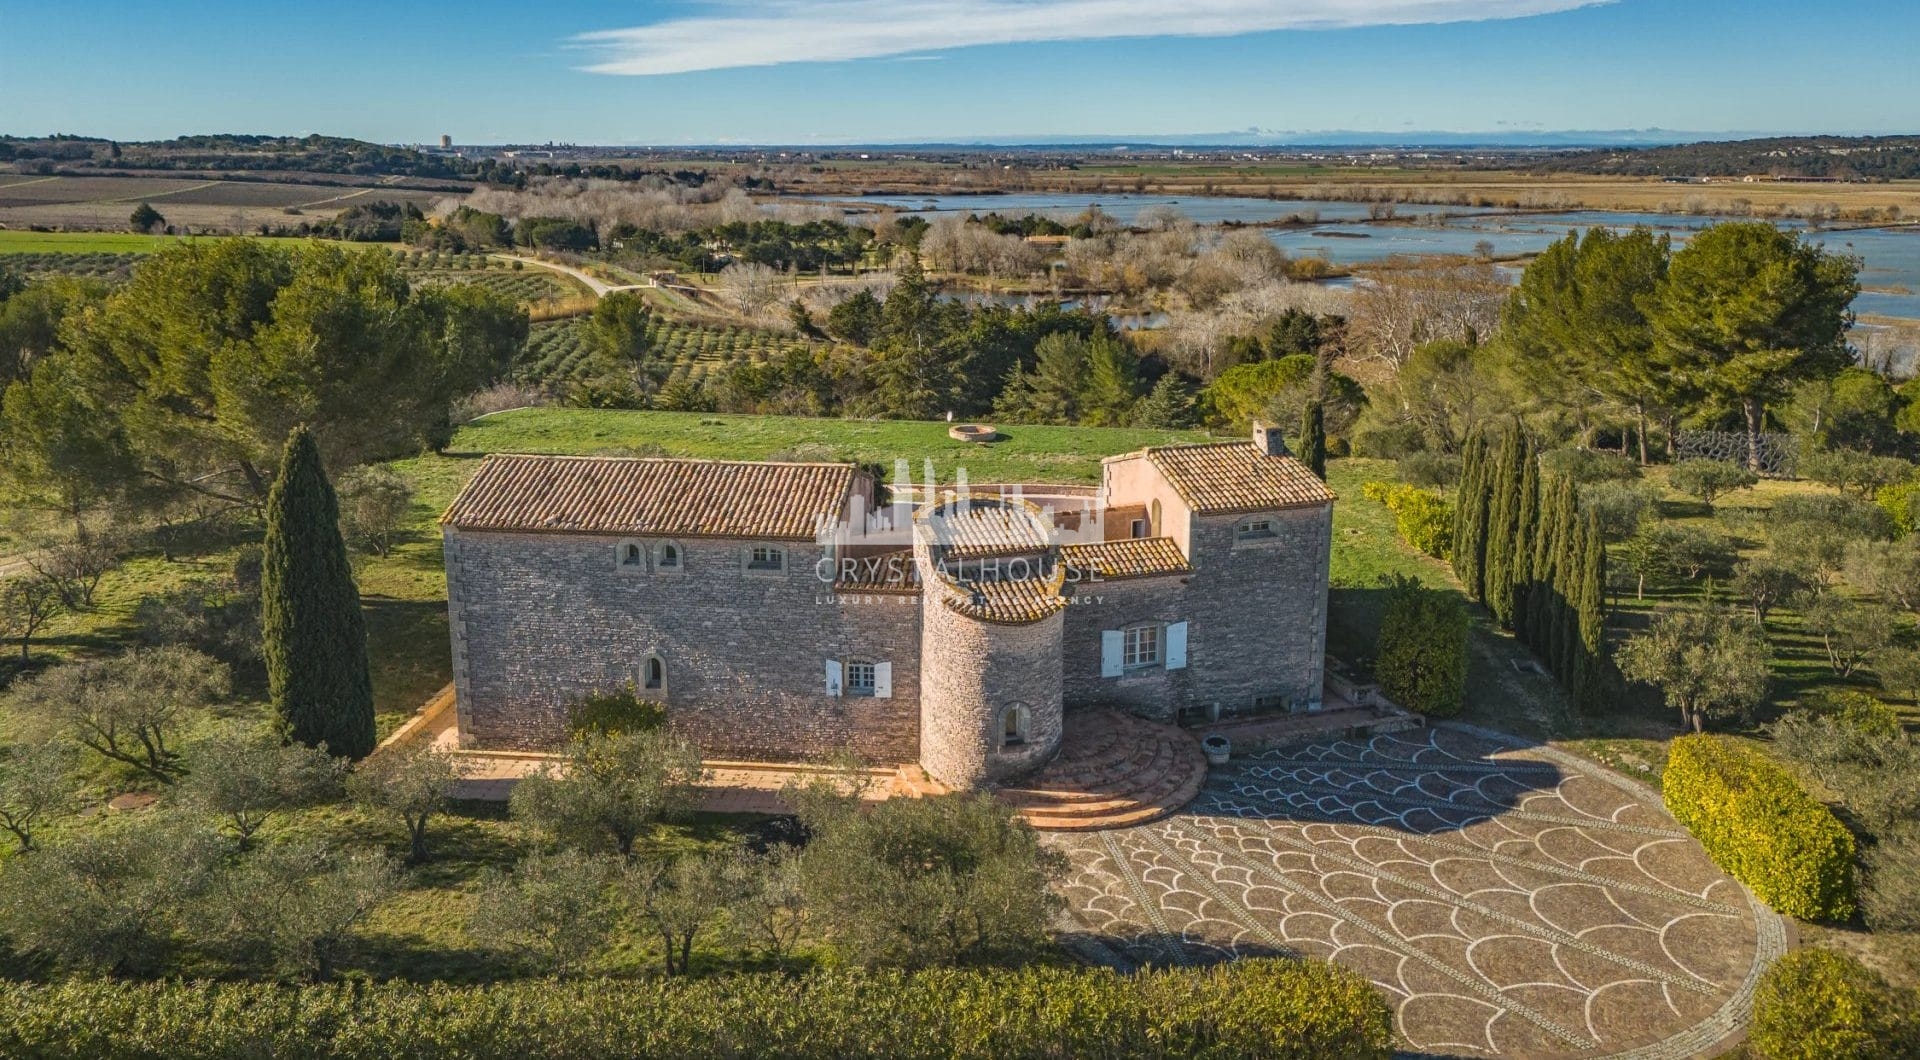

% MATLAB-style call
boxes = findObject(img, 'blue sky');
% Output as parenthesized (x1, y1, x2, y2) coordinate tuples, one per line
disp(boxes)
(2, 1, 1915, 144)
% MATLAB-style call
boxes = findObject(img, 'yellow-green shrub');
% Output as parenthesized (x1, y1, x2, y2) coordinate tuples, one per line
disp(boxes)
(1662, 735, 1856, 921)
(1360, 481, 1453, 560)
(0, 960, 1394, 1060)
(1873, 479, 1920, 538)
(1750, 949, 1919, 1059)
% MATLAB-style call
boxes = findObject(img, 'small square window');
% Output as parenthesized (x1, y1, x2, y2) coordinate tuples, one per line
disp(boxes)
(846, 661, 876, 696)
(748, 546, 784, 571)
(1123, 625, 1161, 668)
(1236, 518, 1276, 542)
(1129, 518, 1148, 539)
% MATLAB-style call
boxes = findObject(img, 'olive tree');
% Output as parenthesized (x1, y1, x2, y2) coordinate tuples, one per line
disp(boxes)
(468, 850, 621, 977)
(626, 849, 751, 976)
(347, 744, 463, 864)
(509, 729, 705, 858)
(200, 840, 399, 980)
(179, 723, 345, 848)
(1617, 604, 1771, 732)
(0, 817, 221, 975)
(798, 793, 1066, 969)
(0, 740, 76, 853)
(1801, 595, 1902, 678)
(1665, 459, 1757, 510)
(6, 646, 228, 783)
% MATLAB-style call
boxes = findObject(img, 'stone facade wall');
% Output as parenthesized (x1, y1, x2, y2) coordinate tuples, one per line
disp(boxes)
(1184, 505, 1331, 712)
(1062, 574, 1191, 721)
(445, 528, 921, 762)
(1060, 504, 1331, 722)
(917, 576, 1065, 789)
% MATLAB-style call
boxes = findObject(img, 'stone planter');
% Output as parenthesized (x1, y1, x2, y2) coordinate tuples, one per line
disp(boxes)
(948, 424, 1000, 443)
(1201, 733, 1231, 766)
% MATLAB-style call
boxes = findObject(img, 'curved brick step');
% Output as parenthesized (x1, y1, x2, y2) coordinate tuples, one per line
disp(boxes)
(999, 709, 1208, 832)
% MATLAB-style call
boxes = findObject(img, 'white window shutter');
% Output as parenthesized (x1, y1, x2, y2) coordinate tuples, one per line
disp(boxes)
(1100, 630, 1124, 678)
(825, 659, 843, 697)
(1166, 621, 1189, 671)
(873, 662, 892, 699)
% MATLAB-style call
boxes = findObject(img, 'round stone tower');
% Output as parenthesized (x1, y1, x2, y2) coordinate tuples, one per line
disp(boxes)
(914, 494, 1066, 790)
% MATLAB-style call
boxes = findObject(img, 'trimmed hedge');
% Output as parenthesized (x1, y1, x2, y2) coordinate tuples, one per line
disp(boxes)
(1373, 575, 1468, 719)
(1662, 735, 1856, 921)
(1360, 481, 1453, 560)
(0, 960, 1394, 1060)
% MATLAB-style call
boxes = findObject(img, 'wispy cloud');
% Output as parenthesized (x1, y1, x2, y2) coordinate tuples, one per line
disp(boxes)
(576, 0, 1609, 76)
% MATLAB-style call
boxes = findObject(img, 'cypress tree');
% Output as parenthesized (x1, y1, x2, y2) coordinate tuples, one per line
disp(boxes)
(1451, 429, 1490, 601)
(1575, 509, 1609, 711)
(263, 426, 376, 759)
(1297, 399, 1327, 480)
(1552, 488, 1585, 682)
(1507, 440, 1540, 640)
(1482, 424, 1524, 629)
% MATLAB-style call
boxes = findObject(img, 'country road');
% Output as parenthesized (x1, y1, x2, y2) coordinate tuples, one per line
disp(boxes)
(489, 254, 648, 297)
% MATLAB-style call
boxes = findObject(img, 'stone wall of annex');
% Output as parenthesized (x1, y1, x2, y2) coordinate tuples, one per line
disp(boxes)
(445, 528, 921, 763)
(1184, 505, 1331, 712)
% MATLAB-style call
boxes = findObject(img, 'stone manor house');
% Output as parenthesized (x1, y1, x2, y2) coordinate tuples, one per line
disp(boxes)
(440, 423, 1335, 791)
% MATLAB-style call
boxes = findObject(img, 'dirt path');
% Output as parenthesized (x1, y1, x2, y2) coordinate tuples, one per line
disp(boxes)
(489, 254, 648, 298)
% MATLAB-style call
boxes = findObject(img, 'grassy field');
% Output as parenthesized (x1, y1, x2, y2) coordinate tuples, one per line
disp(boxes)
(0, 174, 446, 234)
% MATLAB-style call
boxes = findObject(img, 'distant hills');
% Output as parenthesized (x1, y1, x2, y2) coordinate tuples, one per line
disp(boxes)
(1521, 136, 1920, 180)
(6, 130, 1918, 181)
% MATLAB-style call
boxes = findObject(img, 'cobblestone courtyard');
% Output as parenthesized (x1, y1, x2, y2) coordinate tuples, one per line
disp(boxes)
(1050, 723, 1786, 1059)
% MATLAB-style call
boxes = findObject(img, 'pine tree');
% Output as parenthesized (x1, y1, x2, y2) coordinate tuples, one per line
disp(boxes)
(1133, 373, 1197, 429)
(1297, 399, 1327, 479)
(263, 426, 376, 759)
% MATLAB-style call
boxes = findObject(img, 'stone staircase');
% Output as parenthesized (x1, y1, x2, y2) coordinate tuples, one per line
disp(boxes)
(996, 710, 1208, 832)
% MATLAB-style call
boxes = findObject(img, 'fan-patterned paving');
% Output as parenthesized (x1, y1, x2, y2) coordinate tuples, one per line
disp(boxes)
(1049, 723, 1785, 1060)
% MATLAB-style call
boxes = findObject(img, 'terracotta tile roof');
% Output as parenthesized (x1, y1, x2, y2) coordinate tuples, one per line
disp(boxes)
(833, 549, 922, 595)
(1060, 537, 1191, 580)
(919, 497, 1053, 559)
(1138, 442, 1336, 514)
(442, 454, 855, 540)
(937, 575, 1070, 625)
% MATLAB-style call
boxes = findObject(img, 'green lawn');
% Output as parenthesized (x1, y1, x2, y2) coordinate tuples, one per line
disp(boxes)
(442, 408, 1213, 486)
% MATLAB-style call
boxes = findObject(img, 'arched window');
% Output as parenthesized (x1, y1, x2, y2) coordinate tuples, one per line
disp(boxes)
(1149, 498, 1163, 537)
(1000, 703, 1031, 748)
(644, 656, 665, 691)
(618, 540, 644, 570)
(657, 541, 682, 571)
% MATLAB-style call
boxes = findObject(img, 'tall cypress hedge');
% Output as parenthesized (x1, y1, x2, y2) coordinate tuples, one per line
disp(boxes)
(1450, 429, 1490, 602)
(262, 426, 376, 759)
(1481, 424, 1526, 629)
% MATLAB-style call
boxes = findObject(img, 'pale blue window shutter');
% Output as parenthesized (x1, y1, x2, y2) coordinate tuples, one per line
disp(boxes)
(1100, 630, 1124, 678)
(873, 662, 893, 699)
(825, 659, 843, 697)
(1165, 621, 1189, 670)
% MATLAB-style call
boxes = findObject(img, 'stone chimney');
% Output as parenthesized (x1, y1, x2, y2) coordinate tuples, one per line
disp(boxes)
(1252, 420, 1291, 457)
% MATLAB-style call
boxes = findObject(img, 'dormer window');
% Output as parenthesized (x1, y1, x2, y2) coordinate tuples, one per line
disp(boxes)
(1236, 518, 1276, 542)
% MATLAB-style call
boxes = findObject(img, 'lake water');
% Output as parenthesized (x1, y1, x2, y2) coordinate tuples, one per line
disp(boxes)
(1270, 212, 1920, 319)
(806, 192, 1920, 320)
